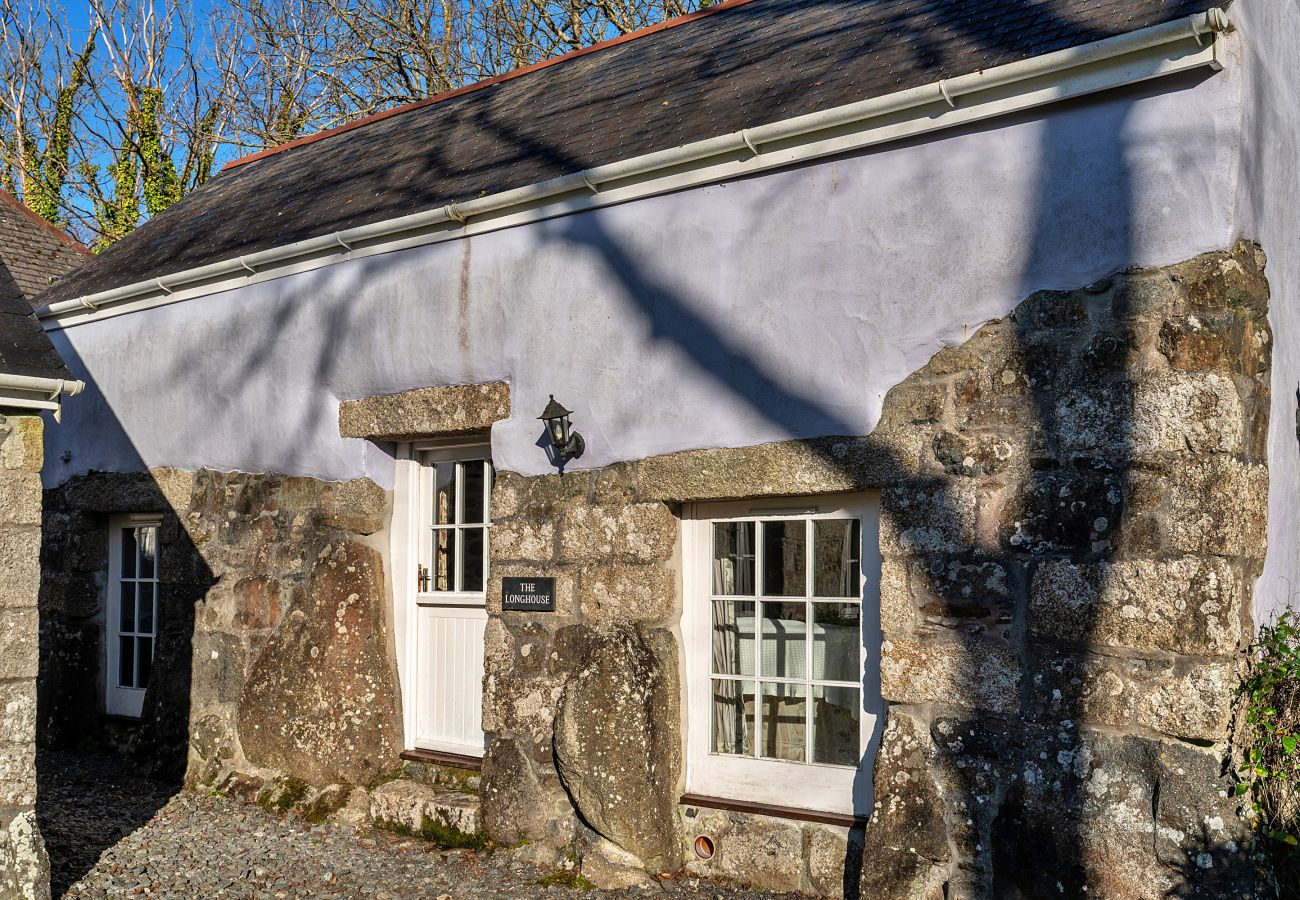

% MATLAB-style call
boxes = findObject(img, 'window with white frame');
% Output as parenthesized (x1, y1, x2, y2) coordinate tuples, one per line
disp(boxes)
(419, 450, 494, 595)
(683, 496, 881, 815)
(106, 515, 162, 718)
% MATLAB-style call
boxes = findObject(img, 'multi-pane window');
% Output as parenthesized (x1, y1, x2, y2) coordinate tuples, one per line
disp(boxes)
(422, 454, 493, 595)
(116, 524, 159, 689)
(107, 515, 162, 718)
(685, 497, 879, 815)
(710, 517, 863, 768)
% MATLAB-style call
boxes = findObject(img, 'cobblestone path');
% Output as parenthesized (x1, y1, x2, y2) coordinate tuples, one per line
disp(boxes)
(37, 751, 794, 899)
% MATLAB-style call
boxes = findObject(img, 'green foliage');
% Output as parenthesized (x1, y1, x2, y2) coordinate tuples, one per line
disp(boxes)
(21, 35, 94, 226)
(138, 87, 183, 218)
(1238, 610, 1300, 890)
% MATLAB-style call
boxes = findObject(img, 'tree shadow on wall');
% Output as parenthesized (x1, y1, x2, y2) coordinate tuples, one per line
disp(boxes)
(475, 11, 1251, 899)
(35, 363, 214, 897)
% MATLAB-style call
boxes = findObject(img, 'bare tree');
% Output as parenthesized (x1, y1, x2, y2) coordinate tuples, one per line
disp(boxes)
(0, 0, 713, 245)
(0, 0, 93, 226)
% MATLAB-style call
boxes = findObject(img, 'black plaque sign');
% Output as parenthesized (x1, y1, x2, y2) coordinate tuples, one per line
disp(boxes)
(502, 576, 556, 612)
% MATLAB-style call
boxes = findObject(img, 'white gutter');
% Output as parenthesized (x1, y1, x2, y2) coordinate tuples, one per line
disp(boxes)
(38, 8, 1231, 329)
(0, 372, 86, 416)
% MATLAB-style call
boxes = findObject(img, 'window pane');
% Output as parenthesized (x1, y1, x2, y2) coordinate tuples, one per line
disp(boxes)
(710, 679, 754, 756)
(462, 528, 485, 593)
(812, 603, 861, 682)
(813, 519, 860, 598)
(121, 527, 137, 578)
(759, 601, 807, 679)
(434, 529, 457, 591)
(712, 522, 755, 595)
(812, 685, 861, 766)
(118, 636, 135, 688)
(137, 638, 153, 687)
(759, 682, 806, 762)
(138, 527, 157, 579)
(119, 583, 136, 633)
(710, 600, 756, 676)
(761, 520, 806, 597)
(138, 582, 155, 635)
(434, 463, 457, 526)
(462, 462, 487, 525)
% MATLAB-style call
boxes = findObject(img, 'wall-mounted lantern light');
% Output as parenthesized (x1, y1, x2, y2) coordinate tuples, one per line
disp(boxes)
(539, 394, 585, 463)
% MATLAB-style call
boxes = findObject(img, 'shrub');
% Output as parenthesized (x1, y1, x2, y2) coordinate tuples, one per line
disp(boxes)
(1239, 610, 1300, 892)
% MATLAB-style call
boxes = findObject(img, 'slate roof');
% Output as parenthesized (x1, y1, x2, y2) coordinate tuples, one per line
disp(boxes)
(0, 191, 86, 379)
(38, 0, 1221, 307)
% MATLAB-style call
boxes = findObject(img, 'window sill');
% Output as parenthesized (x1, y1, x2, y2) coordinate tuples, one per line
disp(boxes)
(679, 793, 866, 829)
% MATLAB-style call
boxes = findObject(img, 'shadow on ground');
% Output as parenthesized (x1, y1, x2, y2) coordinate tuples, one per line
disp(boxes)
(37, 749, 181, 897)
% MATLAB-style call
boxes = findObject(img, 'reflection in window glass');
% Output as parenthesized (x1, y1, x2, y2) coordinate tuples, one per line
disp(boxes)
(710, 600, 755, 677)
(760, 682, 806, 762)
(759, 601, 807, 679)
(139, 527, 156, 579)
(762, 520, 806, 597)
(462, 528, 485, 593)
(813, 519, 860, 597)
(712, 522, 755, 595)
(812, 685, 860, 766)
(118, 636, 134, 687)
(122, 527, 137, 578)
(434, 463, 457, 525)
(138, 583, 155, 634)
(463, 462, 487, 524)
(120, 584, 135, 632)
(711, 679, 754, 756)
(137, 638, 153, 686)
(812, 603, 861, 682)
(434, 529, 457, 592)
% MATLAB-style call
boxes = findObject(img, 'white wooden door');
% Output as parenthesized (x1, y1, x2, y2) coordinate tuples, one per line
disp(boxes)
(412, 601, 487, 752)
(408, 448, 492, 756)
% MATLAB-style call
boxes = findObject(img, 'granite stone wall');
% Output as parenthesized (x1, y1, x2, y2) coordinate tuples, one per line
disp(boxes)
(39, 468, 403, 793)
(0, 416, 50, 900)
(480, 242, 1271, 897)
(862, 241, 1270, 899)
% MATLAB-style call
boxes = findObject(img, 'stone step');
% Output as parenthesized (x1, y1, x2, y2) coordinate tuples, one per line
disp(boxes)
(368, 779, 481, 838)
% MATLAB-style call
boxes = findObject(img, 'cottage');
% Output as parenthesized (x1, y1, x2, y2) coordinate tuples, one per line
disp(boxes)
(0, 191, 88, 899)
(28, 0, 1300, 895)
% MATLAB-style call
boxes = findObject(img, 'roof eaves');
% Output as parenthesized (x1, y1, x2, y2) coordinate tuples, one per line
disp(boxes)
(0, 189, 92, 257)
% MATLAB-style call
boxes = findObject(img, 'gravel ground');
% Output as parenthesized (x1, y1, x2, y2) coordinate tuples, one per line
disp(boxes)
(37, 750, 793, 899)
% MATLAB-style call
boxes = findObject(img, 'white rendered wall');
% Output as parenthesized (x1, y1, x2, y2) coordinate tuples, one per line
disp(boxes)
(1235, 4, 1300, 623)
(46, 60, 1243, 492)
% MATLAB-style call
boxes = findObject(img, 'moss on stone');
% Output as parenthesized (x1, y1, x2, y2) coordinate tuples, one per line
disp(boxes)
(534, 869, 594, 890)
(372, 813, 491, 852)
(303, 786, 352, 824)
(365, 768, 404, 791)
(257, 777, 309, 814)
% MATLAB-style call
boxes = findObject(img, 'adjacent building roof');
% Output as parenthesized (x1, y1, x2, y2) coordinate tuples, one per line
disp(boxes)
(0, 191, 86, 379)
(37, 0, 1220, 307)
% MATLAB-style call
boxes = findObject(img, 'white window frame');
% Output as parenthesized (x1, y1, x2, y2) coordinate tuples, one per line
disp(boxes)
(106, 513, 163, 718)
(682, 494, 882, 816)
(390, 438, 493, 755)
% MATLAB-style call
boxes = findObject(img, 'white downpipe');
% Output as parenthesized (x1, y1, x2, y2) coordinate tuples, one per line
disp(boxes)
(37, 8, 1230, 327)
